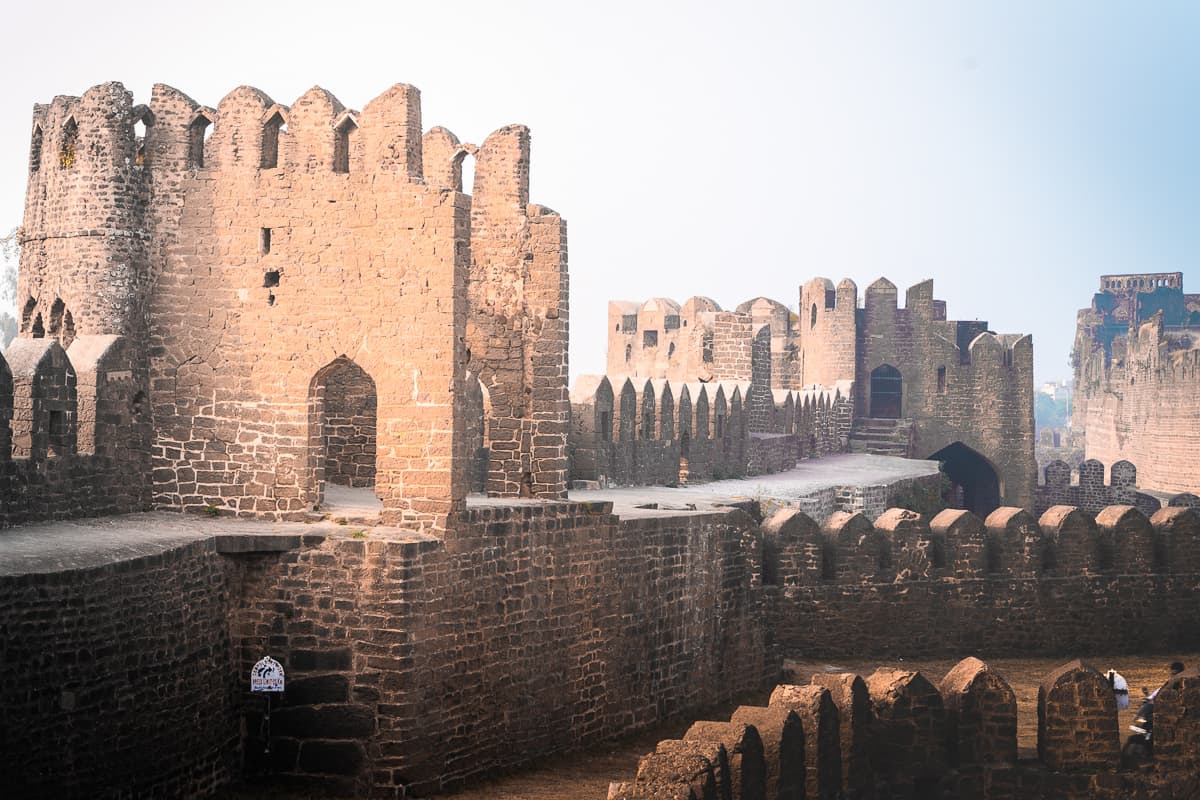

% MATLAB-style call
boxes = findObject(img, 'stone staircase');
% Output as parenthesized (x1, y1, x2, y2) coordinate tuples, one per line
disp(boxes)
(849, 417, 914, 457)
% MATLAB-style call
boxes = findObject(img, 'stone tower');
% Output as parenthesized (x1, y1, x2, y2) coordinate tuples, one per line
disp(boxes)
(19, 83, 150, 343)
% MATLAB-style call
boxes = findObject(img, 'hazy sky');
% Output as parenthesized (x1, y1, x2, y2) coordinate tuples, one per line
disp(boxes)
(1, 1, 1197, 384)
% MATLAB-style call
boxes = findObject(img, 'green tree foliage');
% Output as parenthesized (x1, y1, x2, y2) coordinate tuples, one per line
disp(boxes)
(1035, 392, 1068, 429)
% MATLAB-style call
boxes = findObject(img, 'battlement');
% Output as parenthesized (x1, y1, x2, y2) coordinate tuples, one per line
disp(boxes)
(1100, 271, 1183, 292)
(611, 656, 1200, 799)
(11, 78, 570, 528)
(569, 374, 852, 487)
(23, 81, 536, 200)
(760, 502, 1199, 587)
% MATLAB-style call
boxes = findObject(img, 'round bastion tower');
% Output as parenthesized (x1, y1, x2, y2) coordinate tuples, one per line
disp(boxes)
(17, 82, 150, 343)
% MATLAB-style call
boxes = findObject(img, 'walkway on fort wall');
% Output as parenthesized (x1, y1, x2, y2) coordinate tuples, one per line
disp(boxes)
(568, 452, 942, 518)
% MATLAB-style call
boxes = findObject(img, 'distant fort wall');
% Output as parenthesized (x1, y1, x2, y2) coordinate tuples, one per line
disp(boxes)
(569, 375, 853, 487)
(603, 277, 1036, 514)
(1072, 273, 1200, 495)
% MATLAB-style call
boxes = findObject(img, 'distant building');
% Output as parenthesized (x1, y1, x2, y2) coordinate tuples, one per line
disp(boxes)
(1072, 272, 1200, 494)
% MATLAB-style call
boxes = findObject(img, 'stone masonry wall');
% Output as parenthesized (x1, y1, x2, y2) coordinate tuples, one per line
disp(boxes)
(1074, 316, 1200, 495)
(765, 505, 1200, 659)
(612, 655, 1200, 800)
(0, 335, 151, 527)
(0, 539, 238, 798)
(226, 504, 770, 797)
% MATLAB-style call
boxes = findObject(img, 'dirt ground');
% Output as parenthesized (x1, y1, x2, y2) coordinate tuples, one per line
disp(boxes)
(221, 652, 1194, 800)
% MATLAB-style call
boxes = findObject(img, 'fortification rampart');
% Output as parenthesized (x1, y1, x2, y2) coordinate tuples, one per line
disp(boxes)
(569, 375, 852, 487)
(3, 501, 1198, 797)
(765, 504, 1200, 658)
(610, 657, 1200, 800)
(0, 336, 150, 525)
(1033, 457, 1195, 517)
(10, 80, 569, 531)
(601, 278, 1036, 517)
(1072, 273, 1200, 495)
(1, 505, 769, 797)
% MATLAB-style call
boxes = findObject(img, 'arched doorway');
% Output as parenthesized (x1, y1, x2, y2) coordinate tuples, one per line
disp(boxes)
(927, 441, 1001, 517)
(870, 364, 902, 418)
(310, 357, 378, 509)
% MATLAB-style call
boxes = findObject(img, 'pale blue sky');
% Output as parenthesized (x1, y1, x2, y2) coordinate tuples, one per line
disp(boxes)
(1, 1, 1196, 384)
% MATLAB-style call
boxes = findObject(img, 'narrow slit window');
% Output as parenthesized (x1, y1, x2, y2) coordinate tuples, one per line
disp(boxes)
(133, 118, 149, 166)
(30, 125, 43, 173)
(260, 228, 272, 255)
(188, 116, 211, 168)
(333, 117, 357, 174)
(261, 112, 285, 169)
(937, 366, 947, 394)
(60, 118, 78, 169)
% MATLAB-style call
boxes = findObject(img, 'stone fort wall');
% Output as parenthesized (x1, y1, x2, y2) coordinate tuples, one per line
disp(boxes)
(1072, 274, 1200, 496)
(0, 538, 237, 798)
(610, 658, 1200, 799)
(569, 376, 853, 487)
(603, 278, 1036, 512)
(4, 502, 1198, 797)
(10, 80, 569, 533)
(0, 335, 151, 526)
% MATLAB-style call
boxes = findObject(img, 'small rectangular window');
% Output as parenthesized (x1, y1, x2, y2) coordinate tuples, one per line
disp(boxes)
(621, 314, 638, 333)
(643, 330, 658, 348)
(260, 228, 272, 255)
(664, 314, 681, 331)
(937, 366, 946, 394)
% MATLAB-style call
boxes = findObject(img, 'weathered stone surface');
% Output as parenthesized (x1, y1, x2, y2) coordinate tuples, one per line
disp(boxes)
(729, 705, 804, 800)
(1037, 659, 1118, 771)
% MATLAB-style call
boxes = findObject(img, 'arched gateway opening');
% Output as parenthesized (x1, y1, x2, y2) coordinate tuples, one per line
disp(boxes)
(869, 364, 902, 418)
(309, 357, 378, 510)
(928, 441, 1001, 517)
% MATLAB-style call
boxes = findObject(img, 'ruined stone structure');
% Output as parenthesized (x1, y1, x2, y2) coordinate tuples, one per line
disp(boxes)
(612, 656, 1200, 799)
(1072, 272, 1200, 495)
(7, 80, 568, 531)
(594, 278, 1036, 516)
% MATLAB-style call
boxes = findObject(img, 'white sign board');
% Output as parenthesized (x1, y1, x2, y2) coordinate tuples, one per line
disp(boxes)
(251, 656, 285, 692)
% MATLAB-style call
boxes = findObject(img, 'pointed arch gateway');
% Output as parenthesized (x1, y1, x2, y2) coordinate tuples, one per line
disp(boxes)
(308, 356, 378, 508)
(927, 441, 1002, 517)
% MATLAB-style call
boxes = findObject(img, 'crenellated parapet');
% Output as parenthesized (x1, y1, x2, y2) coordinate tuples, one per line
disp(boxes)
(612, 654, 1200, 799)
(569, 374, 852, 487)
(16, 80, 567, 528)
(760, 503, 1197, 589)
(1035, 457, 1183, 517)
(0, 335, 150, 525)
